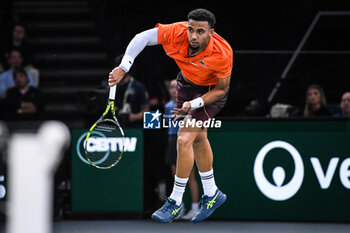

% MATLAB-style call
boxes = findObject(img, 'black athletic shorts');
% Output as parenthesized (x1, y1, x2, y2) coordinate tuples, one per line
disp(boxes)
(176, 72, 228, 121)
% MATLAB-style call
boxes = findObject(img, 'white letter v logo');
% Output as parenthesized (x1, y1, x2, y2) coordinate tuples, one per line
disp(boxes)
(310, 157, 339, 189)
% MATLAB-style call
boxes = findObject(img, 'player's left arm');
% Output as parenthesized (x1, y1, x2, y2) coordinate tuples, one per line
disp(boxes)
(172, 75, 230, 118)
(201, 75, 230, 105)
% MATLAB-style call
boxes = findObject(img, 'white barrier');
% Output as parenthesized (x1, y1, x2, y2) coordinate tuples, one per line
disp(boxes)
(7, 121, 70, 233)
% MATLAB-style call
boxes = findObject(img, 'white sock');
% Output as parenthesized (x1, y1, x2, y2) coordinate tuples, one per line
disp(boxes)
(191, 202, 199, 211)
(169, 175, 188, 206)
(199, 169, 217, 197)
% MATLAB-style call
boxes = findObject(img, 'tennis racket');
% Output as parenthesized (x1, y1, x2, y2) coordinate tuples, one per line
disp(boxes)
(84, 85, 125, 169)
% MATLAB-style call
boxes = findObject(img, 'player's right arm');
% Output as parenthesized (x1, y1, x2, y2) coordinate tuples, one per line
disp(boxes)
(108, 28, 159, 86)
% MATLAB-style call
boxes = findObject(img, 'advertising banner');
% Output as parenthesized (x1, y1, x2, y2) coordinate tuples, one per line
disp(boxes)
(71, 128, 143, 212)
(208, 120, 350, 221)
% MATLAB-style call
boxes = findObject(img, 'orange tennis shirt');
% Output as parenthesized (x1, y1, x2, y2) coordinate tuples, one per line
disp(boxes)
(155, 21, 233, 86)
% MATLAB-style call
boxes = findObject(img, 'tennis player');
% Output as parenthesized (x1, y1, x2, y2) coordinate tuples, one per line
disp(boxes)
(109, 8, 233, 223)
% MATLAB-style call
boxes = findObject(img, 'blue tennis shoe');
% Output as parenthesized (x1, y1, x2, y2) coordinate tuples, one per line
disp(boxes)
(191, 189, 226, 223)
(151, 197, 183, 223)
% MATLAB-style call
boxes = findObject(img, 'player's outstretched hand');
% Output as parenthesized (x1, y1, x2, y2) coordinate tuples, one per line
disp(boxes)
(108, 67, 126, 86)
(171, 101, 191, 121)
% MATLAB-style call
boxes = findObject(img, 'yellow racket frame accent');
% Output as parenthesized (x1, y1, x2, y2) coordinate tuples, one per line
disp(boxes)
(84, 100, 125, 169)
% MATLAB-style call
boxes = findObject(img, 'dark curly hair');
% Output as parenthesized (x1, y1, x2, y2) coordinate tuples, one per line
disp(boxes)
(187, 8, 216, 28)
(13, 67, 28, 80)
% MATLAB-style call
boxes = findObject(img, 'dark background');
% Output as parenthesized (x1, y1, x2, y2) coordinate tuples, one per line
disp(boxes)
(89, 0, 350, 216)
(1, 0, 349, 119)
(1, 0, 350, 220)
(89, 0, 350, 117)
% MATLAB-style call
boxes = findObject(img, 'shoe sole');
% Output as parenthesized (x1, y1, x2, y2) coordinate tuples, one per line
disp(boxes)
(151, 211, 183, 224)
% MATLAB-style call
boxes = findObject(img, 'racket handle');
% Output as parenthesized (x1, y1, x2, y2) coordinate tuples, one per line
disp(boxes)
(109, 85, 117, 100)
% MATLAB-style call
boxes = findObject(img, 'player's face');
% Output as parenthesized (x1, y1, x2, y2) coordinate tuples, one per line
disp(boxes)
(187, 19, 213, 51)
(307, 88, 322, 105)
(340, 93, 350, 113)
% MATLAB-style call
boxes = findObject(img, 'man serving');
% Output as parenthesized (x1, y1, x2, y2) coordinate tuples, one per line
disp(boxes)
(109, 8, 233, 223)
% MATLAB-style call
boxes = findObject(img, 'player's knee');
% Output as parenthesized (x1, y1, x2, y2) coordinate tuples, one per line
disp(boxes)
(177, 134, 192, 149)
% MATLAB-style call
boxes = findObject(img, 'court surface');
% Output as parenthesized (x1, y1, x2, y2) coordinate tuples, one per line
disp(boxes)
(52, 220, 350, 233)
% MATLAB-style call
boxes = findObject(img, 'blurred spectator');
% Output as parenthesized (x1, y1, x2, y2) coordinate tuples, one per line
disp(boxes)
(333, 92, 350, 117)
(149, 81, 168, 112)
(113, 54, 149, 127)
(303, 84, 331, 117)
(116, 72, 149, 127)
(0, 52, 4, 73)
(0, 49, 35, 97)
(2, 23, 40, 86)
(116, 73, 149, 127)
(3, 68, 44, 119)
(164, 79, 179, 175)
(0, 0, 12, 73)
(164, 79, 199, 220)
(245, 99, 265, 116)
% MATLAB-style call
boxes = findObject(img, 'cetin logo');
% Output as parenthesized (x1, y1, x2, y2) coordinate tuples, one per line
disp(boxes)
(143, 110, 162, 129)
(253, 140, 304, 201)
(76, 132, 137, 165)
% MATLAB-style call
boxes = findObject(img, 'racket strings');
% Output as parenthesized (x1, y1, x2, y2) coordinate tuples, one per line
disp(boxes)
(95, 122, 117, 132)
(85, 120, 124, 169)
